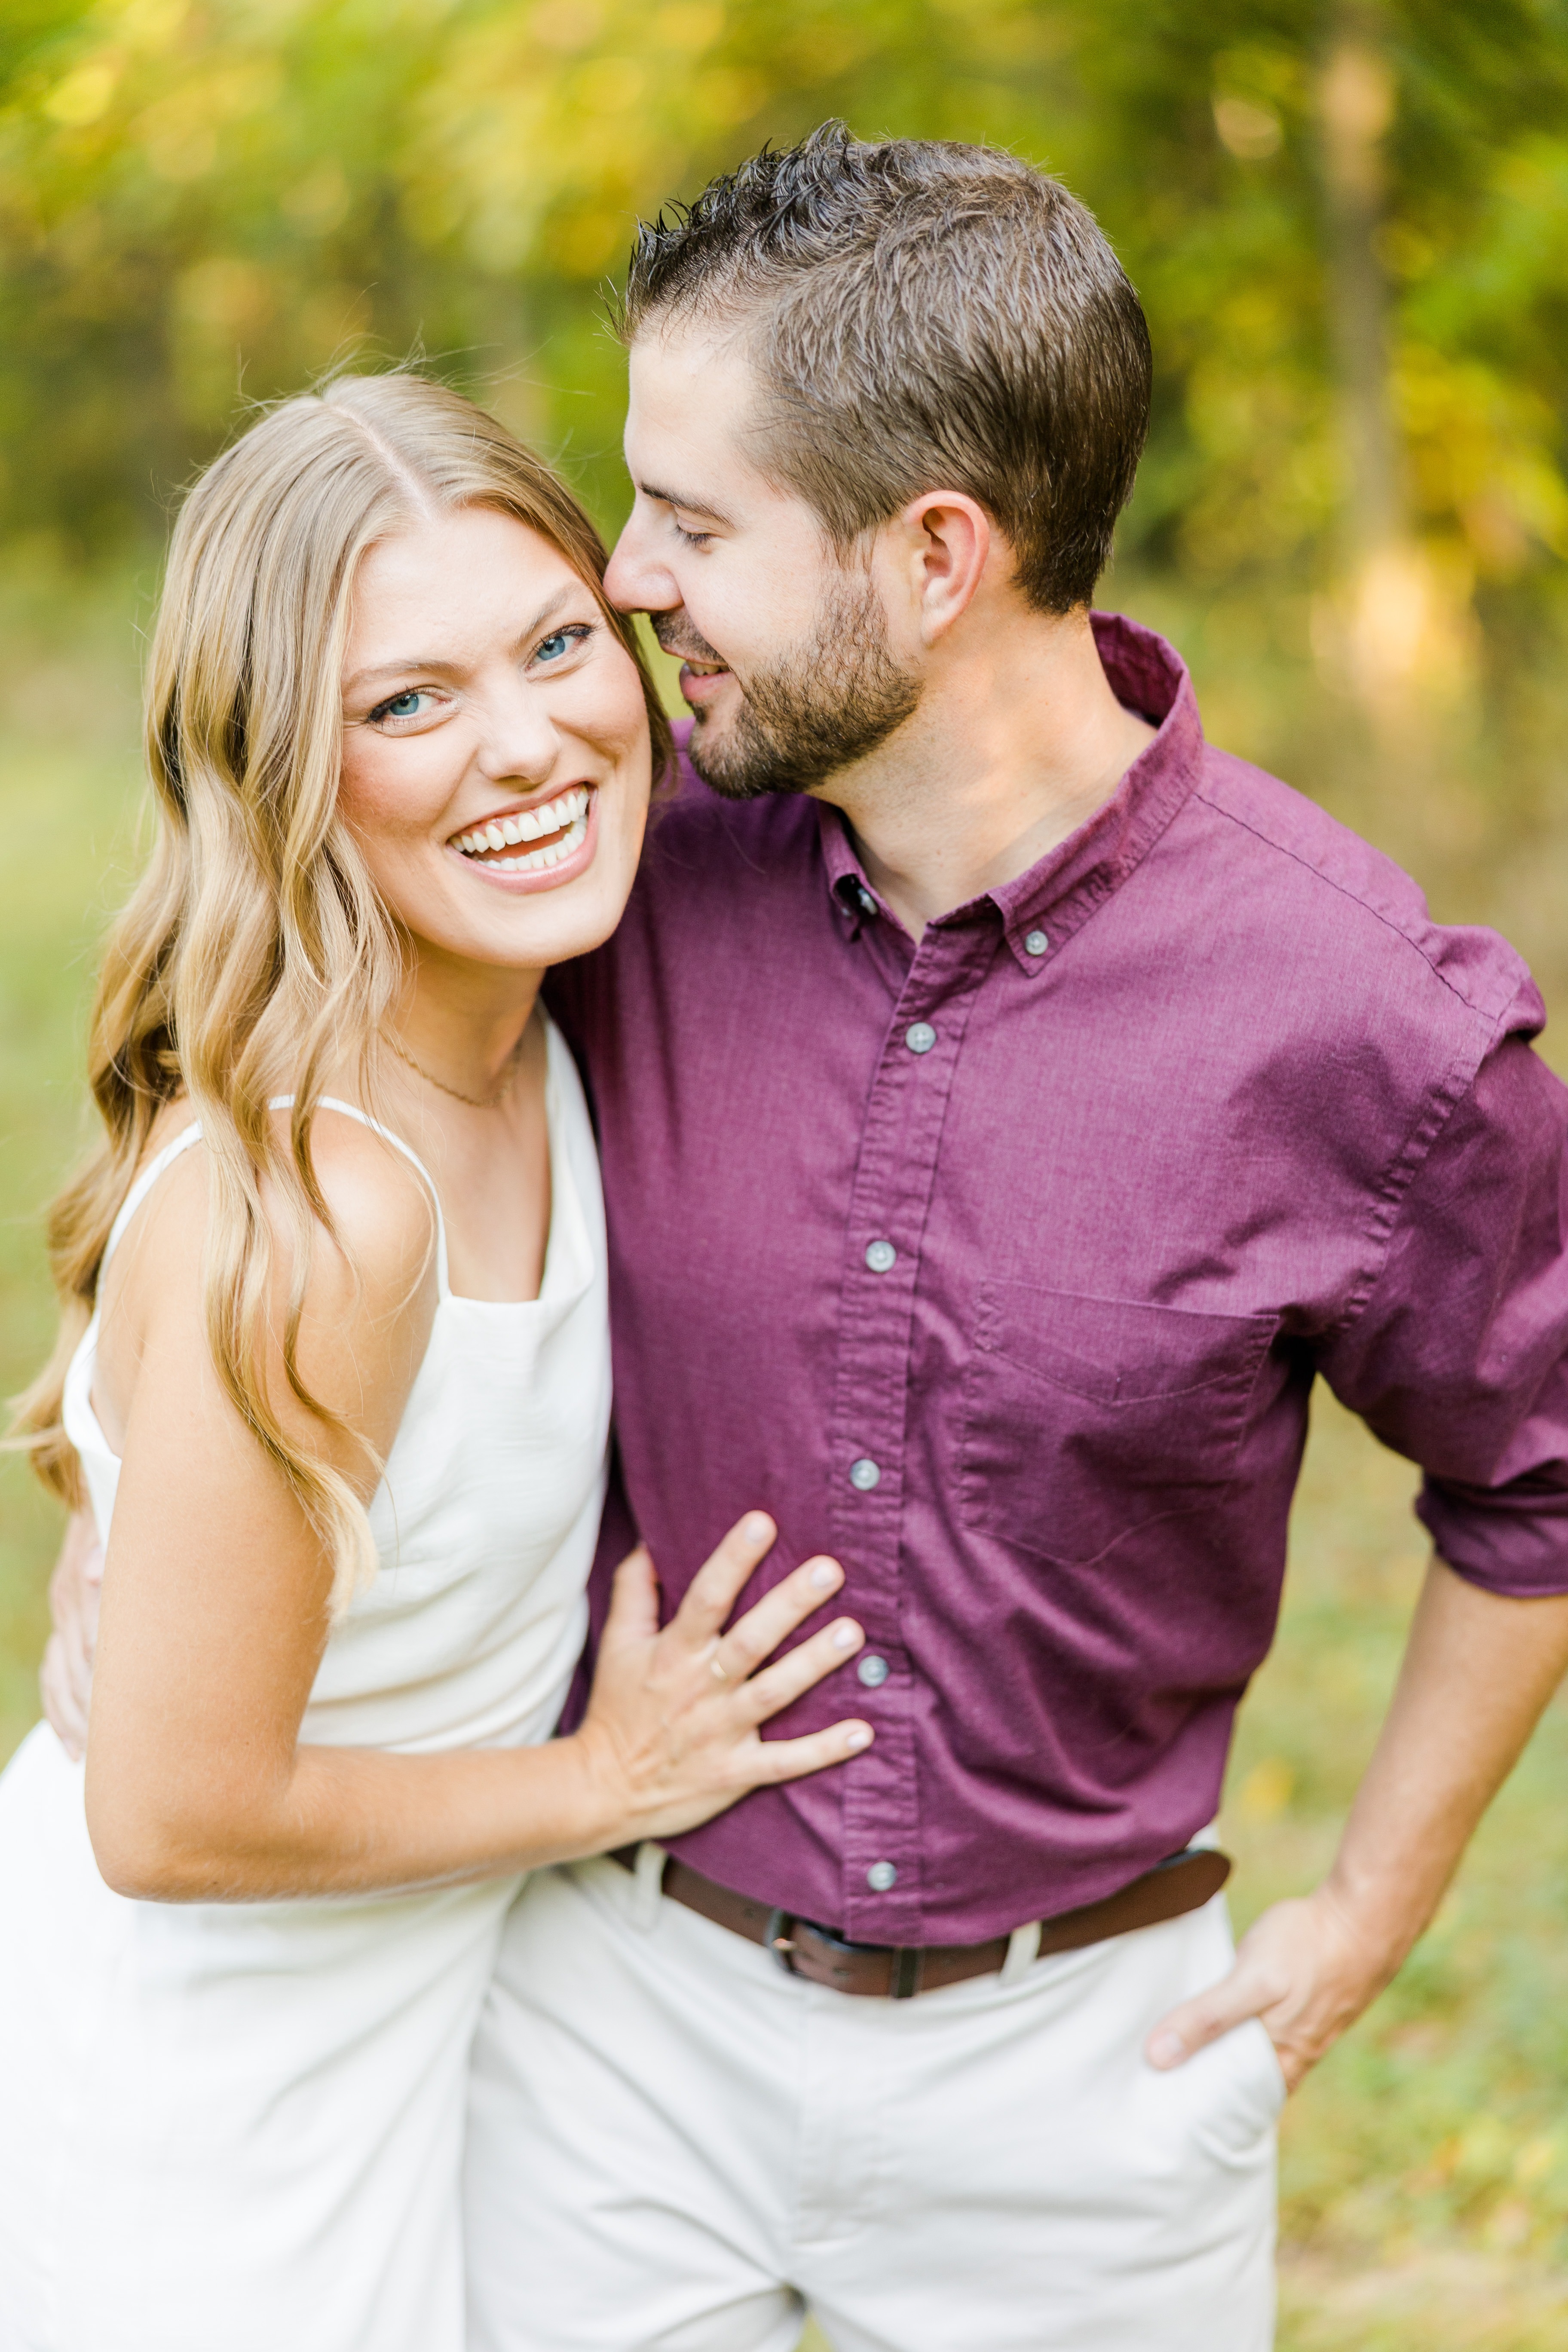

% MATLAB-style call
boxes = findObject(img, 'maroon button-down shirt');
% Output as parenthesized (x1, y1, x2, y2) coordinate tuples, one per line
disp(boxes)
(548, 614, 1568, 1946)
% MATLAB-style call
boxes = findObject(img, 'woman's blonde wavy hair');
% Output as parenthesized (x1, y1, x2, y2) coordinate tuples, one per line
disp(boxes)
(12, 371, 671, 1617)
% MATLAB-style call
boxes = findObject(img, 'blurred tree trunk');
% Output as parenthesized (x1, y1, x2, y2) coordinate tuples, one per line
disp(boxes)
(1320, 0, 1400, 570)
(1319, 0, 1409, 719)
(1317, 0, 1473, 731)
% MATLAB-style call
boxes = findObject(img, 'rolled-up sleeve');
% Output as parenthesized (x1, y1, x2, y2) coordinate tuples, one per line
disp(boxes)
(1319, 1019, 1568, 1596)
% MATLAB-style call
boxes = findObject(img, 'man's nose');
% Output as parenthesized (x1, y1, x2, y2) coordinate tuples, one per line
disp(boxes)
(605, 512, 678, 616)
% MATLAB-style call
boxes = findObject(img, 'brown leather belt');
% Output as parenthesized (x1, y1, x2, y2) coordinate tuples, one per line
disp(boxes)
(609, 1844, 1231, 2000)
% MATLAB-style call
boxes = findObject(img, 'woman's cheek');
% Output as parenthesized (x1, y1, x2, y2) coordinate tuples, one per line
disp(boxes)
(336, 738, 401, 839)
(340, 741, 447, 843)
(584, 644, 656, 752)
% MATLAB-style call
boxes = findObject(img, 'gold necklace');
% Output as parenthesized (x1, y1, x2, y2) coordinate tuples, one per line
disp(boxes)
(382, 1026, 527, 1110)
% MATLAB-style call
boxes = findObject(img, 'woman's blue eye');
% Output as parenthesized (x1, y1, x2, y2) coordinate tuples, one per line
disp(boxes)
(369, 689, 434, 724)
(535, 625, 592, 665)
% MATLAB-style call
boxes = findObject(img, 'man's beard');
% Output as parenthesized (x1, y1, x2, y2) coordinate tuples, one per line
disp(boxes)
(654, 570, 921, 801)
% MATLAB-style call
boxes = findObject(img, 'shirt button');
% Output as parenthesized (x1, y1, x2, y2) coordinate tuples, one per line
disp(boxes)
(864, 1239, 897, 1273)
(905, 1021, 937, 1054)
(857, 1653, 890, 1687)
(1024, 929, 1050, 957)
(849, 1457, 882, 1491)
(866, 1860, 899, 1892)
(858, 886, 878, 916)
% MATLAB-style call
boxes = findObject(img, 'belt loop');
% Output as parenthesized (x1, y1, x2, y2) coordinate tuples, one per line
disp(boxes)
(1000, 1921, 1042, 1986)
(629, 1841, 667, 1932)
(890, 1946, 923, 2000)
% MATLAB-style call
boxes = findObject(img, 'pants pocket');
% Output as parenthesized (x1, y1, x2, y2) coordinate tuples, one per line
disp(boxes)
(1182, 2017, 1286, 2165)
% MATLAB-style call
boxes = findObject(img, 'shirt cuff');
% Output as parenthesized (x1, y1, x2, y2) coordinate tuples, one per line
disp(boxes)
(1417, 1476, 1568, 1598)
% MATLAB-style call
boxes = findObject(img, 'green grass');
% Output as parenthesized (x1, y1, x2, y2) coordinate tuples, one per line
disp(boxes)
(6, 582, 1568, 2348)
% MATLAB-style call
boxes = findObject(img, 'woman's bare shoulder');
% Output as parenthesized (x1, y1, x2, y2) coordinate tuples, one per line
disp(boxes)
(110, 1097, 435, 1313)
(287, 1102, 438, 1310)
(99, 1100, 438, 1464)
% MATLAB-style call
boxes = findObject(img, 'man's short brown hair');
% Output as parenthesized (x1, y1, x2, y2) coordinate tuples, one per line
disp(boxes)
(619, 122, 1152, 614)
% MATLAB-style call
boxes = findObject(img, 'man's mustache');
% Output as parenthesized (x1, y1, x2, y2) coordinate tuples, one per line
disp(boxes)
(650, 611, 728, 668)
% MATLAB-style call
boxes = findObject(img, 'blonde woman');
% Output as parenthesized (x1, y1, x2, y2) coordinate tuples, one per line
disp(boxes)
(0, 375, 873, 2352)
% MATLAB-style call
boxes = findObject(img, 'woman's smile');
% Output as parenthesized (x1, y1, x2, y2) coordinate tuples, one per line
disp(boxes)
(447, 780, 597, 889)
(337, 505, 653, 963)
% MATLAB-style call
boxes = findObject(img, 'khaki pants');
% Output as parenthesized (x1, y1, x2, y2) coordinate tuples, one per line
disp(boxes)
(464, 1854, 1280, 2352)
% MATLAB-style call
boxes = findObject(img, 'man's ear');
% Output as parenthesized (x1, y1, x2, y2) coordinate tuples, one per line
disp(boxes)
(897, 492, 992, 643)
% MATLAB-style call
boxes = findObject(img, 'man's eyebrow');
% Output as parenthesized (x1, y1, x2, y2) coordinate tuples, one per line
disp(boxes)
(636, 481, 736, 529)
(342, 587, 576, 696)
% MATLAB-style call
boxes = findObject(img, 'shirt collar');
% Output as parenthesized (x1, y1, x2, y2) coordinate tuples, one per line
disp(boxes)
(818, 612, 1206, 965)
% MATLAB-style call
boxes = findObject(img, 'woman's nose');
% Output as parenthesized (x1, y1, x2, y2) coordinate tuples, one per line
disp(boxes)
(475, 684, 557, 785)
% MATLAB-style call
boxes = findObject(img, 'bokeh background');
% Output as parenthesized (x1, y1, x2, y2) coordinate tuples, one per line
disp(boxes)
(3, 3, 1568, 2344)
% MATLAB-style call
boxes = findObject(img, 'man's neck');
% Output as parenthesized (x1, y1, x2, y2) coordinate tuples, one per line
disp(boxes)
(816, 609, 1156, 940)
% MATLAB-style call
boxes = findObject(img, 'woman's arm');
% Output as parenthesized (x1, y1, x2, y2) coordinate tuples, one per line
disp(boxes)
(40, 1509, 103, 1761)
(83, 1124, 870, 1902)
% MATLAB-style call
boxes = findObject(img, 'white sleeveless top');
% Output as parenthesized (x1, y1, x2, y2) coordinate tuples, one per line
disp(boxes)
(59, 1014, 611, 1755)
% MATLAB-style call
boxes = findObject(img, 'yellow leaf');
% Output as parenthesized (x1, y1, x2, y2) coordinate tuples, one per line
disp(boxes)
(1237, 1755, 1295, 1821)
(44, 63, 119, 129)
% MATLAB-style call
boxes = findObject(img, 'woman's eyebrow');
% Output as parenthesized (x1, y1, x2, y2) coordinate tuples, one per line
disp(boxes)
(512, 585, 576, 645)
(342, 652, 458, 694)
(341, 589, 579, 695)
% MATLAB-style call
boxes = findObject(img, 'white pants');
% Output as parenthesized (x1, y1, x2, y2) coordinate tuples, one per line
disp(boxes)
(465, 1856, 1282, 2352)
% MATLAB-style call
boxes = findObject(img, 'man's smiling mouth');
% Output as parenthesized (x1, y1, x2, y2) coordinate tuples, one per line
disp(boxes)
(677, 656, 733, 709)
(652, 616, 732, 694)
(450, 783, 591, 874)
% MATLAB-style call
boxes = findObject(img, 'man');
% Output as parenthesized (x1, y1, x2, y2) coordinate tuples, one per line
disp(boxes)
(47, 126, 1568, 2352)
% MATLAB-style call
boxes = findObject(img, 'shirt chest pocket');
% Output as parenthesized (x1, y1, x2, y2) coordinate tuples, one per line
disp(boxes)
(960, 1283, 1275, 1568)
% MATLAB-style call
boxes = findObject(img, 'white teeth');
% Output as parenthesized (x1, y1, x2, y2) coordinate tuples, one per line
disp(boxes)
(453, 787, 591, 864)
(483, 815, 588, 876)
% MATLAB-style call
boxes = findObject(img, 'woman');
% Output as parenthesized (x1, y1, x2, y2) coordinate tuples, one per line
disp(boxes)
(0, 373, 873, 2352)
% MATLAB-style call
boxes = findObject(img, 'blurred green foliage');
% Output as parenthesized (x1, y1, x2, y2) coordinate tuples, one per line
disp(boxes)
(3, 0, 1567, 1007)
(0, 0, 1564, 587)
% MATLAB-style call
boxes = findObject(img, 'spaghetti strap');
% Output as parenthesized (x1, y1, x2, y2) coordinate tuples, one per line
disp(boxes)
(100, 1123, 205, 1277)
(99, 1101, 450, 1298)
(269, 1095, 450, 1299)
